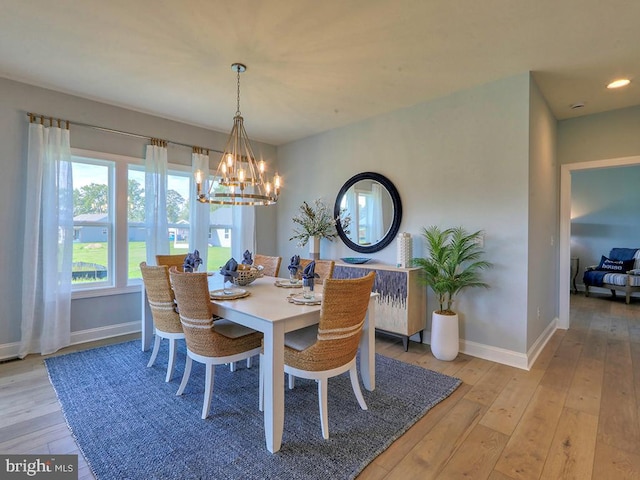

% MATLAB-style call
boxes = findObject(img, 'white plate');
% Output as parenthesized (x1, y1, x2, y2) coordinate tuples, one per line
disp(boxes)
(290, 293, 323, 304)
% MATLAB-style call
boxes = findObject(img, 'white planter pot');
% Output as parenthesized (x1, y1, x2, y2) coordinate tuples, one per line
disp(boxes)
(430, 311, 459, 361)
(309, 235, 320, 260)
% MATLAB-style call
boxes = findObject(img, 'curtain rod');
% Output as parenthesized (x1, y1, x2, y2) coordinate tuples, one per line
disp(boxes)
(26, 112, 224, 155)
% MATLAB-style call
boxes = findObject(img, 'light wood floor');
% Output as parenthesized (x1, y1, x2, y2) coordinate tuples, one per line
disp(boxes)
(1, 293, 638, 479)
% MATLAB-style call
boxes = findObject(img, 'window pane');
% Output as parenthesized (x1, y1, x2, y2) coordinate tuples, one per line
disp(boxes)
(72, 161, 111, 286)
(127, 226, 146, 280)
(128, 168, 145, 223)
(128, 167, 146, 280)
(208, 205, 232, 271)
(167, 173, 190, 225)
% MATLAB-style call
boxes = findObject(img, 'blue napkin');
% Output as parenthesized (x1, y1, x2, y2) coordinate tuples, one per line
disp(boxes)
(183, 250, 202, 273)
(220, 258, 239, 283)
(242, 250, 253, 265)
(288, 255, 301, 275)
(302, 260, 319, 280)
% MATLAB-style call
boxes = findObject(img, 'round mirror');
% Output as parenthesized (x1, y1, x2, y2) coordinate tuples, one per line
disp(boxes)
(334, 172, 402, 254)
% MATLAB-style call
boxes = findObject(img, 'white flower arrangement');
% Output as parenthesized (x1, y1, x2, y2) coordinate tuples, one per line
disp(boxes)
(289, 198, 351, 247)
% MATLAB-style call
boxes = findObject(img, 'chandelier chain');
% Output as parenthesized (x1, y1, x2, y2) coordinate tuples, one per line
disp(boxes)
(194, 62, 280, 206)
(236, 68, 241, 116)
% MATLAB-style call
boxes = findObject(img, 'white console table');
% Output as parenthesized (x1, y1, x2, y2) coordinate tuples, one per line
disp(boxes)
(333, 263, 426, 350)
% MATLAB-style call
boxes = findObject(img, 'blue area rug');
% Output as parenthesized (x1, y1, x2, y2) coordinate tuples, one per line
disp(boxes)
(45, 340, 461, 480)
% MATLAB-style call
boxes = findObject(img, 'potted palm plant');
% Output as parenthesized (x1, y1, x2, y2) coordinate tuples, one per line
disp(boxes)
(412, 226, 492, 360)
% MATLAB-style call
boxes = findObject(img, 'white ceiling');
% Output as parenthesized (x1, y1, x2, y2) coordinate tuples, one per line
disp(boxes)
(2, 1, 640, 145)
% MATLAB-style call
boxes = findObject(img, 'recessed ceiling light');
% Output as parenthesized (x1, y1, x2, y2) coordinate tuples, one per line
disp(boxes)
(607, 78, 631, 89)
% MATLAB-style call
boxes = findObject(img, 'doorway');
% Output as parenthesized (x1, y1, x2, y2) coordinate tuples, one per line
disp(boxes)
(559, 154, 640, 328)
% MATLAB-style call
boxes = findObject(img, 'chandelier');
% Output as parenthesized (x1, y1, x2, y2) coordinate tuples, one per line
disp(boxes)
(196, 63, 280, 206)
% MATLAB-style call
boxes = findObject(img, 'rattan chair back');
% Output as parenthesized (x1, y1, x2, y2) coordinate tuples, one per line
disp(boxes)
(285, 271, 375, 372)
(299, 259, 335, 284)
(253, 254, 282, 277)
(139, 262, 182, 334)
(156, 254, 186, 272)
(169, 267, 261, 358)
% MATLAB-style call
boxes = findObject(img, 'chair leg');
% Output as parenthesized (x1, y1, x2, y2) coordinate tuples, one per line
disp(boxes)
(147, 335, 161, 367)
(202, 363, 215, 419)
(318, 378, 329, 439)
(166, 338, 177, 382)
(349, 364, 368, 411)
(176, 356, 192, 396)
(258, 354, 264, 412)
(247, 356, 253, 368)
(230, 362, 237, 372)
(288, 374, 295, 390)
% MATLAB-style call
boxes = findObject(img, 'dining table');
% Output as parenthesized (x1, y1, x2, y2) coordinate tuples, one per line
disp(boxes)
(141, 273, 377, 454)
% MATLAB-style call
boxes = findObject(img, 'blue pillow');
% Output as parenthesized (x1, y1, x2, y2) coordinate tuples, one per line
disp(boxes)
(597, 255, 634, 273)
(609, 248, 638, 261)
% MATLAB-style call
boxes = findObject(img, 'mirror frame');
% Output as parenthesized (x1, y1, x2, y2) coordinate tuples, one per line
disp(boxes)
(334, 171, 402, 254)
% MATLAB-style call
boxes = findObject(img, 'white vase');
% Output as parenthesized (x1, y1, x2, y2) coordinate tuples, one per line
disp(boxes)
(309, 235, 320, 260)
(430, 311, 459, 361)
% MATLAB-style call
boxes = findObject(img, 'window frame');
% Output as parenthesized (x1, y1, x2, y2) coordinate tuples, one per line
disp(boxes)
(70, 148, 232, 299)
(70, 154, 115, 292)
(71, 149, 144, 299)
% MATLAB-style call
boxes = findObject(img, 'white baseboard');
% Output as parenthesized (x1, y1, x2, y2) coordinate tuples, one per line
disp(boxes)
(526, 317, 560, 370)
(0, 342, 21, 362)
(459, 339, 529, 370)
(0, 322, 141, 361)
(69, 321, 141, 346)
(418, 319, 559, 371)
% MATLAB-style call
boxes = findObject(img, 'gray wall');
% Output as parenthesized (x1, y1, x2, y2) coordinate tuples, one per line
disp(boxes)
(558, 105, 640, 291)
(527, 78, 559, 349)
(0, 77, 277, 351)
(571, 165, 640, 278)
(11, 71, 640, 360)
(558, 105, 640, 165)
(276, 73, 541, 354)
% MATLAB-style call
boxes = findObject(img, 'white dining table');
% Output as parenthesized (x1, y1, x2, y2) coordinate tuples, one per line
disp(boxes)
(207, 275, 377, 453)
(140, 273, 377, 453)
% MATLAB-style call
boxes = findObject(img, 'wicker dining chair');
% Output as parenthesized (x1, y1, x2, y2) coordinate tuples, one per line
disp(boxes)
(156, 254, 187, 272)
(169, 267, 263, 419)
(139, 262, 185, 382)
(299, 258, 335, 284)
(253, 254, 282, 277)
(259, 271, 375, 439)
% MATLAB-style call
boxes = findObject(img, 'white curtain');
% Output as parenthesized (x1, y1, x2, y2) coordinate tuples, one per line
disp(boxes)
(145, 142, 169, 264)
(370, 183, 384, 242)
(232, 205, 256, 261)
(190, 150, 210, 270)
(346, 186, 358, 243)
(20, 121, 74, 358)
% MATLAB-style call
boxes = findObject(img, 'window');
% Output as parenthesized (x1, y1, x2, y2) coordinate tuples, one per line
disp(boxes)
(71, 158, 113, 288)
(127, 168, 193, 280)
(70, 148, 233, 296)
